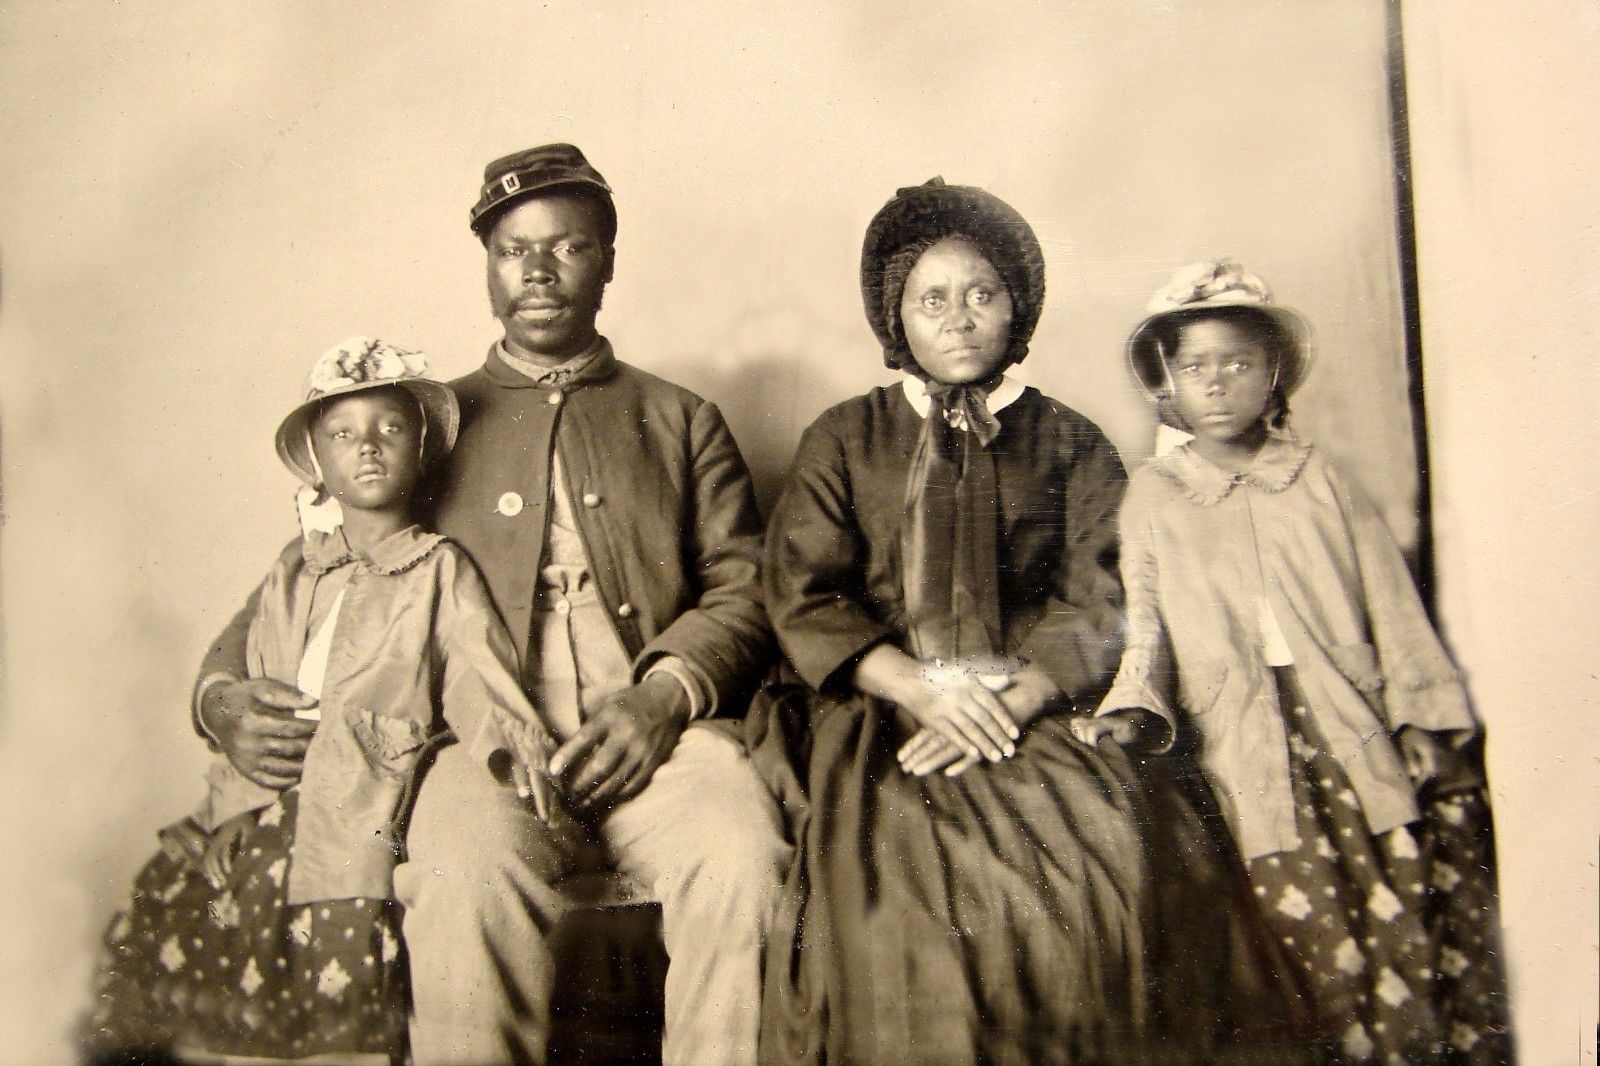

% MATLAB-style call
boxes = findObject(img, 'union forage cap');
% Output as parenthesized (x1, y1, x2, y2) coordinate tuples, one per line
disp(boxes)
(469, 142, 615, 241)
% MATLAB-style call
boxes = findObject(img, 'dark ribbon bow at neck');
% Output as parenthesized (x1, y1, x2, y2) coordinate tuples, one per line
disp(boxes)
(923, 379, 1001, 454)
(901, 379, 1005, 661)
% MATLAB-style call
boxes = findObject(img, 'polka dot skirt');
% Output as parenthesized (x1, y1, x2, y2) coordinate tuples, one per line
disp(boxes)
(1246, 690, 1512, 1063)
(82, 790, 407, 1061)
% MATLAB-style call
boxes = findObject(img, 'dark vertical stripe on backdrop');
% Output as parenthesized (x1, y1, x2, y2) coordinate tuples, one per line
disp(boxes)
(1384, 0, 1438, 619)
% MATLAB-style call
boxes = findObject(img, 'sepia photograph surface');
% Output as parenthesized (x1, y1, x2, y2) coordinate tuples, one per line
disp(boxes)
(1, 2, 1594, 1063)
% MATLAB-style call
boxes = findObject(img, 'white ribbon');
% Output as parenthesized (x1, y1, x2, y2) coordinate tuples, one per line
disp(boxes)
(296, 485, 344, 536)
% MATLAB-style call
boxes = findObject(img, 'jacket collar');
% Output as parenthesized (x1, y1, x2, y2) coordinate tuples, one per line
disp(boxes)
(1151, 426, 1312, 505)
(900, 374, 1025, 420)
(482, 336, 619, 390)
(302, 524, 445, 575)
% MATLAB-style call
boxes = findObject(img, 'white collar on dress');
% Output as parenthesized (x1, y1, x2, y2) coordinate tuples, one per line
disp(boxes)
(1149, 426, 1313, 506)
(900, 374, 1026, 420)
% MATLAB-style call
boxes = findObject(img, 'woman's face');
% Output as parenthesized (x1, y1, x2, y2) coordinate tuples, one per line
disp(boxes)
(899, 237, 1014, 385)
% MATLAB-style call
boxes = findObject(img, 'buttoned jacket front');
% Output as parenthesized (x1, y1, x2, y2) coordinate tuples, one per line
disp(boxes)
(427, 342, 771, 710)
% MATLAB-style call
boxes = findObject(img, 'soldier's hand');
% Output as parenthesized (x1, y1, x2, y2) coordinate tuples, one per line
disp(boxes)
(549, 673, 690, 812)
(201, 677, 319, 790)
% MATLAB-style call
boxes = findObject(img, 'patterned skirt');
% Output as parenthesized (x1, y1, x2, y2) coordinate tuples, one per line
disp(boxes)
(1247, 669, 1512, 1063)
(82, 790, 408, 1062)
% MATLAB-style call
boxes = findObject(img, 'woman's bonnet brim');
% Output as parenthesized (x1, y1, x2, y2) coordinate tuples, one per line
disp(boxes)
(860, 178, 1046, 357)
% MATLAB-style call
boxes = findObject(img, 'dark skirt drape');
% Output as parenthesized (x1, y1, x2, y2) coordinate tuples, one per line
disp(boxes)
(748, 683, 1310, 1065)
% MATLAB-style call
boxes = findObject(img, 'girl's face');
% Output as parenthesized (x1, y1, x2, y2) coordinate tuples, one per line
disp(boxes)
(899, 237, 1014, 385)
(1165, 317, 1276, 448)
(311, 389, 423, 514)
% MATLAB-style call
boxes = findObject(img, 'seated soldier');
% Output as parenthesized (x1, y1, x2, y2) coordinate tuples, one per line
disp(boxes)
(195, 143, 790, 1066)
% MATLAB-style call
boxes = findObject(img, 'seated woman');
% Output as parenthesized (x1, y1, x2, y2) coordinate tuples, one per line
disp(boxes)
(748, 180, 1288, 1064)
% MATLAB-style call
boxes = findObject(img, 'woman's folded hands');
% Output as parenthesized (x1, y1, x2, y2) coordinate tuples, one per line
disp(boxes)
(850, 648, 1065, 778)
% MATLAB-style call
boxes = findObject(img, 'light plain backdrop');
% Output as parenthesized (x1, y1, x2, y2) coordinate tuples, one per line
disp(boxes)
(0, 3, 1593, 1063)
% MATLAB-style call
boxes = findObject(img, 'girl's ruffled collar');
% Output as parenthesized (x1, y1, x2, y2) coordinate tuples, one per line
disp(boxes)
(1149, 427, 1312, 506)
(302, 524, 444, 575)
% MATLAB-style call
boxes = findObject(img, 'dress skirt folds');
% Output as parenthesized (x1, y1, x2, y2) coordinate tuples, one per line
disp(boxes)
(83, 790, 407, 1062)
(750, 384, 1305, 1064)
(749, 682, 1309, 1065)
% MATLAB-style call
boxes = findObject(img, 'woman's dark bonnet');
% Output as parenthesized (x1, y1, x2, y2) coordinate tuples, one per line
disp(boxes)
(861, 180, 1046, 373)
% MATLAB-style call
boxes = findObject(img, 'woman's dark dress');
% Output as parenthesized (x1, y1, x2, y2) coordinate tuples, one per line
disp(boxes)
(748, 385, 1296, 1064)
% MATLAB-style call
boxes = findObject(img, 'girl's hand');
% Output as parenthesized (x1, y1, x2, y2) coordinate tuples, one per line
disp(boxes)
(1069, 708, 1164, 752)
(489, 735, 557, 824)
(1397, 726, 1444, 785)
(201, 677, 319, 790)
(159, 817, 210, 869)
(200, 818, 249, 890)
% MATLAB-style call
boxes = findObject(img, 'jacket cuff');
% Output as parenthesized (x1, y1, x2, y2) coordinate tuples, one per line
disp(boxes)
(192, 760, 278, 832)
(635, 615, 764, 713)
(644, 656, 715, 719)
(1383, 676, 1477, 736)
(192, 671, 239, 751)
(1097, 671, 1177, 754)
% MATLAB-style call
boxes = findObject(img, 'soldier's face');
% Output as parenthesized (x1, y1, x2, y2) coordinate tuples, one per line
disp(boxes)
(486, 193, 615, 362)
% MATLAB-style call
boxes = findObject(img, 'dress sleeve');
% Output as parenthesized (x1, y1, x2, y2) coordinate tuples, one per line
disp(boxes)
(188, 758, 280, 832)
(764, 412, 897, 694)
(1331, 463, 1477, 736)
(432, 547, 555, 781)
(633, 400, 774, 714)
(190, 537, 301, 745)
(1097, 474, 1180, 750)
(1014, 415, 1129, 703)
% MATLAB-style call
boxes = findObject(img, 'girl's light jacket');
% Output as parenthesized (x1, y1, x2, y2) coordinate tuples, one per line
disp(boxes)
(1097, 431, 1477, 860)
(196, 526, 550, 905)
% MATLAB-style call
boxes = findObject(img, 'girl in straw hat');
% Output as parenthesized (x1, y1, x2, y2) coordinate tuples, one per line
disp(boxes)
(1075, 262, 1511, 1061)
(84, 338, 564, 1064)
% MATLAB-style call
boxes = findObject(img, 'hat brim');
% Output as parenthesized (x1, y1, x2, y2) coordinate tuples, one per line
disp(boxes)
(469, 176, 614, 240)
(1126, 303, 1312, 403)
(275, 378, 460, 489)
(860, 181, 1045, 359)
